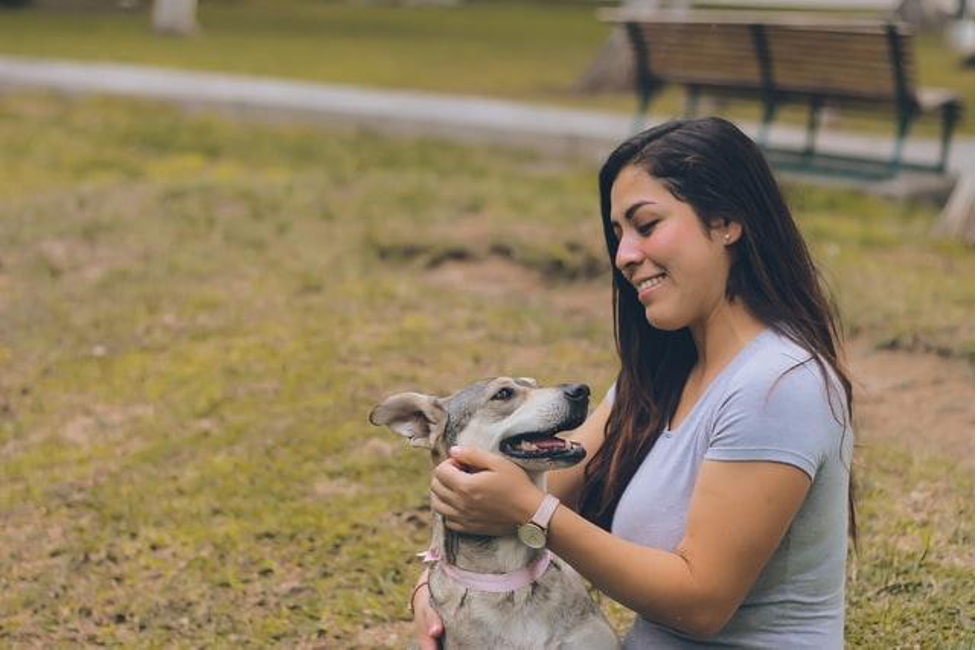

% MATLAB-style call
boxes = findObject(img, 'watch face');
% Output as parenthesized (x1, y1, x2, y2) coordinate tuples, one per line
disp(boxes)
(518, 523, 546, 549)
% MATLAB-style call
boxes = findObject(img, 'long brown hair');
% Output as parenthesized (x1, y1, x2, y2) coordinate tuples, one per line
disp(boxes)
(579, 118, 856, 541)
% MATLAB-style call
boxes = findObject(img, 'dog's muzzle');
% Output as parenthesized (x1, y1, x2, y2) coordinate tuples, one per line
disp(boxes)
(499, 385, 589, 463)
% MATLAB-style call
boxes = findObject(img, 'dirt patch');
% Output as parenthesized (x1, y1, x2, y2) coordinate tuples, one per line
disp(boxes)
(848, 339, 974, 462)
(348, 620, 414, 649)
(426, 255, 547, 297)
(548, 277, 613, 321)
(426, 256, 611, 320)
(61, 403, 156, 446)
(353, 437, 401, 460)
(19, 185, 155, 280)
(383, 506, 430, 533)
(312, 478, 362, 500)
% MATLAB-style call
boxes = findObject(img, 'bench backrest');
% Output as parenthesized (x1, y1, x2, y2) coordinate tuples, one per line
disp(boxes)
(767, 24, 914, 102)
(625, 17, 916, 104)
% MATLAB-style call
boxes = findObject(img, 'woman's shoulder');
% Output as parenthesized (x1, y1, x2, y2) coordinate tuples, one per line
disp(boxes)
(721, 329, 846, 419)
(707, 329, 851, 477)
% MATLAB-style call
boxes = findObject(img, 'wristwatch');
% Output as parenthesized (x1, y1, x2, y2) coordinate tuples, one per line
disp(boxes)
(517, 494, 561, 549)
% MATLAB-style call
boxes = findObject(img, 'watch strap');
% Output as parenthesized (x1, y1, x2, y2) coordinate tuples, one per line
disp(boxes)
(530, 494, 561, 530)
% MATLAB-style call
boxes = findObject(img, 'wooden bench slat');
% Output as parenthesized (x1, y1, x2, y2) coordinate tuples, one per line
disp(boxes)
(615, 13, 962, 176)
(632, 20, 927, 105)
(604, 8, 898, 30)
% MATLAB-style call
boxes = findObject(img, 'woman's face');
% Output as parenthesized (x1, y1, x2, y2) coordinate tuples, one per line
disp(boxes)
(609, 165, 739, 331)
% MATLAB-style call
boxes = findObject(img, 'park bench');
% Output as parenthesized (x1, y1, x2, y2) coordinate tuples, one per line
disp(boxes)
(601, 9, 963, 179)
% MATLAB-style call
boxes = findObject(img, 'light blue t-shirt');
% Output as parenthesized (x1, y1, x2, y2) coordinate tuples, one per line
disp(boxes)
(607, 328, 852, 649)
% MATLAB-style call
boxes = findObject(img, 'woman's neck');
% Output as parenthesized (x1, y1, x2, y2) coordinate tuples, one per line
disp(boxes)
(688, 298, 767, 377)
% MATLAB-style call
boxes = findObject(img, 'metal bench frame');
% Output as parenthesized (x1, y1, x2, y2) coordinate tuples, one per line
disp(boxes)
(610, 11, 962, 179)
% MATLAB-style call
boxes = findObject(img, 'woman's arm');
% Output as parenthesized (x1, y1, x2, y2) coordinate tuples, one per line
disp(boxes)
(410, 566, 443, 650)
(432, 453, 810, 637)
(546, 460, 810, 635)
(546, 392, 612, 510)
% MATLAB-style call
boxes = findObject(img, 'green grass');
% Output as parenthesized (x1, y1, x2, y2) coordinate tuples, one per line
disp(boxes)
(0, 93, 972, 646)
(792, 184, 975, 357)
(0, 0, 972, 135)
(845, 444, 974, 647)
(0, 1, 609, 99)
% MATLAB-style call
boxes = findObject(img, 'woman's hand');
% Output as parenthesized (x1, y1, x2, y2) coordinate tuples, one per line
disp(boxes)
(431, 446, 544, 535)
(411, 580, 443, 650)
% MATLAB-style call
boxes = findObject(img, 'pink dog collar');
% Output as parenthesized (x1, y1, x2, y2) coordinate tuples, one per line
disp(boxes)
(418, 546, 552, 593)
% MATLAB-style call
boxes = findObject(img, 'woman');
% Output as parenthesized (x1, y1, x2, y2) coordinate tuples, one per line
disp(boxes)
(413, 117, 855, 648)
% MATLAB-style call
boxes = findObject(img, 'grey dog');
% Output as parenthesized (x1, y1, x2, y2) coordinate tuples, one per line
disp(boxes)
(370, 376, 620, 650)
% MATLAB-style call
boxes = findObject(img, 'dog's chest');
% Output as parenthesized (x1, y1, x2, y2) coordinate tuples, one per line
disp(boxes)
(430, 558, 600, 649)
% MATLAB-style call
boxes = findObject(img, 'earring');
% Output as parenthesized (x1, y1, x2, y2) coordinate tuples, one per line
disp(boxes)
(724, 234, 731, 243)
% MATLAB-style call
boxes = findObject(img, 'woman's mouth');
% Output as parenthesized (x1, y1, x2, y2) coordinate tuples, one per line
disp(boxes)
(636, 272, 667, 299)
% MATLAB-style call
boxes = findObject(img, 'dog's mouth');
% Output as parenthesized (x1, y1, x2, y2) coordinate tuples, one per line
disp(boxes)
(499, 424, 586, 462)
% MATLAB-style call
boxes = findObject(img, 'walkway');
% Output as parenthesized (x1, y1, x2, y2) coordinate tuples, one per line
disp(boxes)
(0, 55, 970, 195)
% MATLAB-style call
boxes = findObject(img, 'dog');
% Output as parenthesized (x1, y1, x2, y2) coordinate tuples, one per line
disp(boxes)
(370, 376, 620, 649)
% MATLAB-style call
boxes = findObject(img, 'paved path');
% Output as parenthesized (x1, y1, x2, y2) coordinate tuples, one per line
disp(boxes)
(0, 55, 971, 194)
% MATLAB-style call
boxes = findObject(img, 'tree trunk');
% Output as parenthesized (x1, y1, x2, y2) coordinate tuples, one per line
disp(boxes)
(152, 0, 197, 36)
(575, 0, 664, 93)
(575, 27, 636, 93)
(933, 168, 975, 243)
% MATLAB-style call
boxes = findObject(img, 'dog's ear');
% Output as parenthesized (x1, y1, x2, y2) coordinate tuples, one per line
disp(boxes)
(368, 392, 447, 449)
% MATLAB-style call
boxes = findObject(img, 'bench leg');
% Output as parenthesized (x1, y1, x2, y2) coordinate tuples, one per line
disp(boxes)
(803, 97, 823, 158)
(936, 103, 960, 173)
(633, 87, 652, 132)
(625, 21, 656, 133)
(891, 110, 913, 172)
(684, 86, 700, 118)
(757, 99, 778, 146)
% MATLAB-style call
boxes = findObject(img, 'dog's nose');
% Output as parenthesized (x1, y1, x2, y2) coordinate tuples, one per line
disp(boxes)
(561, 383, 590, 402)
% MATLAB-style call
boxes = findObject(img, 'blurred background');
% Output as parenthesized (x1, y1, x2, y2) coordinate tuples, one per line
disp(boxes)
(0, 1, 973, 647)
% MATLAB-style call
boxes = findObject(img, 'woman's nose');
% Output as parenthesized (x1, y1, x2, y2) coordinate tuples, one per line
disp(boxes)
(615, 232, 643, 272)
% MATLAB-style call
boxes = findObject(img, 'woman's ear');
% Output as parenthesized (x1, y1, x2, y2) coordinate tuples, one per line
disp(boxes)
(721, 219, 743, 245)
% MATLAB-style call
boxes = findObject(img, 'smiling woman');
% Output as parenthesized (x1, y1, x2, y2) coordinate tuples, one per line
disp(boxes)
(607, 167, 738, 333)
(415, 117, 857, 649)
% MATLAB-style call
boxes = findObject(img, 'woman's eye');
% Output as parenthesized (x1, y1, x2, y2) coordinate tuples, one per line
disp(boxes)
(491, 388, 514, 401)
(637, 219, 659, 236)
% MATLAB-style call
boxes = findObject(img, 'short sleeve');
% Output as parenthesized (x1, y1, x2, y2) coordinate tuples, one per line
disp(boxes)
(705, 360, 847, 481)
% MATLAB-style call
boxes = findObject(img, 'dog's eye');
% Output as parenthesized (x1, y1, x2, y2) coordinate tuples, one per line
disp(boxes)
(491, 387, 514, 401)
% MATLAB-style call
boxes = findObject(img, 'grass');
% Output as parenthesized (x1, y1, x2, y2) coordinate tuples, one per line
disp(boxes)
(0, 0, 972, 135)
(0, 1, 610, 99)
(0, 93, 972, 646)
(845, 444, 974, 647)
(793, 184, 975, 358)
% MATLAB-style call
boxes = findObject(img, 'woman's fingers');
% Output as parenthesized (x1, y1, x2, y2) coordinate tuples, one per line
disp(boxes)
(432, 458, 469, 495)
(431, 491, 479, 533)
(412, 584, 443, 650)
(431, 471, 478, 531)
(430, 492, 469, 530)
(430, 476, 465, 511)
(448, 445, 502, 472)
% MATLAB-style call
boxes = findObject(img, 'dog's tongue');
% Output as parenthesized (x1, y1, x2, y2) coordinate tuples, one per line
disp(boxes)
(533, 436, 566, 450)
